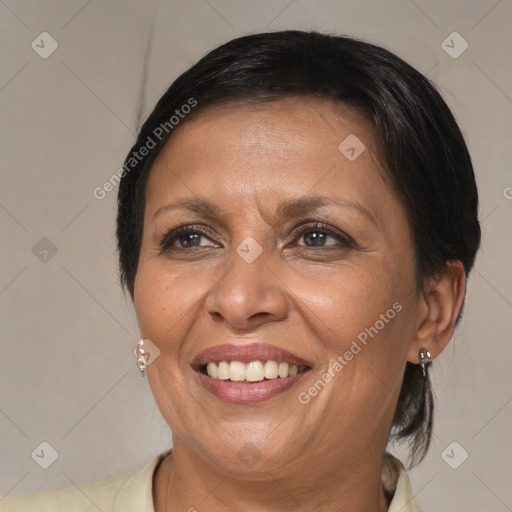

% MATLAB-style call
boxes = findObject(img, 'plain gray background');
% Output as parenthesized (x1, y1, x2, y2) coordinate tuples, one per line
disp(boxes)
(1, 1, 511, 511)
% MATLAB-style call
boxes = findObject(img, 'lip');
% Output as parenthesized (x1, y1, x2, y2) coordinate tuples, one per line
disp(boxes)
(196, 371, 310, 405)
(192, 342, 313, 405)
(192, 342, 311, 367)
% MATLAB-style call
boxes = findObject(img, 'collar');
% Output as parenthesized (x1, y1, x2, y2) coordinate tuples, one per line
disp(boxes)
(382, 452, 424, 512)
(112, 450, 423, 512)
(112, 448, 172, 512)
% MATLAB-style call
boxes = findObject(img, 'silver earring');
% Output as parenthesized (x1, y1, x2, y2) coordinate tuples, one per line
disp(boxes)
(418, 347, 432, 378)
(134, 339, 147, 377)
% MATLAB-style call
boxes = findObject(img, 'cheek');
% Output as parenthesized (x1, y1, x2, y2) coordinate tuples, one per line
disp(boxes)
(296, 256, 413, 400)
(133, 258, 222, 361)
(296, 259, 406, 349)
(288, 262, 412, 445)
(133, 262, 191, 347)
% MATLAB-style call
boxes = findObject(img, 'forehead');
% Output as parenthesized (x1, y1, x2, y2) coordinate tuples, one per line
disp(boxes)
(144, 97, 399, 226)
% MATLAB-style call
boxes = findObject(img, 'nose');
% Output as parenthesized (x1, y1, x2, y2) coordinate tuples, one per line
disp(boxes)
(204, 245, 288, 332)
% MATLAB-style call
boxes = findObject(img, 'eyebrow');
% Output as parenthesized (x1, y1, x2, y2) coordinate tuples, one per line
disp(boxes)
(153, 195, 377, 226)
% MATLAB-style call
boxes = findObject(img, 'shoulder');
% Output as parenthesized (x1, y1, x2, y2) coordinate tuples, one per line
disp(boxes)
(0, 472, 130, 512)
(0, 450, 171, 512)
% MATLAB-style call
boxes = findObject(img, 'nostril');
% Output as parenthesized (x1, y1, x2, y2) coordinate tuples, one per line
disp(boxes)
(249, 312, 270, 321)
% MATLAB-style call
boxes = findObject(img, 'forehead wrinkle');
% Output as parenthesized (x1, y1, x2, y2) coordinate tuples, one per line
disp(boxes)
(255, 192, 377, 228)
(252, 185, 281, 229)
(152, 187, 378, 232)
(152, 197, 223, 220)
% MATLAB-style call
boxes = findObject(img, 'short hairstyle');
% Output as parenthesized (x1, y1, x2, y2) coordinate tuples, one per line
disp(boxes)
(116, 30, 481, 468)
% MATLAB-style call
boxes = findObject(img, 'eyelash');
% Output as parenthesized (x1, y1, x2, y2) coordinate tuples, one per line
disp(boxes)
(157, 222, 355, 253)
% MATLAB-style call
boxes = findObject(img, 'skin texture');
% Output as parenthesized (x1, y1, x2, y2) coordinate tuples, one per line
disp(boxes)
(133, 97, 466, 512)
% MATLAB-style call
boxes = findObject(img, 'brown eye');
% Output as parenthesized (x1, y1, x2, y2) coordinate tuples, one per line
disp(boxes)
(158, 225, 219, 253)
(174, 232, 204, 248)
(299, 229, 338, 247)
(292, 222, 354, 249)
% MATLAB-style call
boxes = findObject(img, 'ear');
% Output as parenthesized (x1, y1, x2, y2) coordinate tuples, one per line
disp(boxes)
(406, 260, 466, 364)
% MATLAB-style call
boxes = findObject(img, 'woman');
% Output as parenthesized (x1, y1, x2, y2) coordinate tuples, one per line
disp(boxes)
(1, 30, 480, 512)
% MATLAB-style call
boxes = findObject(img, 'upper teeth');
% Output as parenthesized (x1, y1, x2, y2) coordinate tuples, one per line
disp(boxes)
(206, 360, 303, 381)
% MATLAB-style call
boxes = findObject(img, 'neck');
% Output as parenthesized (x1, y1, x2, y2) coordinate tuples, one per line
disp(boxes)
(153, 442, 391, 512)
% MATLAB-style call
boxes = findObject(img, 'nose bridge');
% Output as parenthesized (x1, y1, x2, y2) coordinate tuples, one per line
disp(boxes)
(205, 232, 287, 328)
(222, 234, 270, 303)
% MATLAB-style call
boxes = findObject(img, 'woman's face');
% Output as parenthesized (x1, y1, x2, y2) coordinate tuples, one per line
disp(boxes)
(134, 97, 424, 474)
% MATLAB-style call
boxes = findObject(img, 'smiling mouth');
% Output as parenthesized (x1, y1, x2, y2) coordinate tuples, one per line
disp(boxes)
(196, 360, 311, 382)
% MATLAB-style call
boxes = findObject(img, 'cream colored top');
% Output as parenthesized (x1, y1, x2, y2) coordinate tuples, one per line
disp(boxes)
(0, 450, 423, 511)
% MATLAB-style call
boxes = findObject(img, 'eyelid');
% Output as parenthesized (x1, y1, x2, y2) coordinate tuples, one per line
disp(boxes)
(288, 221, 355, 248)
(157, 220, 355, 254)
(156, 223, 220, 251)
